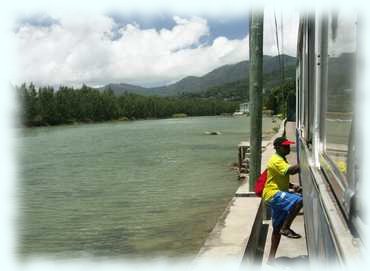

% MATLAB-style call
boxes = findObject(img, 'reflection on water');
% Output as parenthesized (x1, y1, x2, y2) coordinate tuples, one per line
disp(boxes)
(18, 116, 278, 259)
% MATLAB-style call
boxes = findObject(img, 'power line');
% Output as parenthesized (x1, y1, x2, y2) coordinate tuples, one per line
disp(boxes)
(280, 11, 285, 82)
(273, 10, 283, 84)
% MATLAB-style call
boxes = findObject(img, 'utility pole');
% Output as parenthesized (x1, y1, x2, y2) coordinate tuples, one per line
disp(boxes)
(249, 10, 264, 191)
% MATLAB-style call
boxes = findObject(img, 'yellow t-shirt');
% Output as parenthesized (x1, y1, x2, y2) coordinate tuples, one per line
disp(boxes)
(262, 153, 290, 202)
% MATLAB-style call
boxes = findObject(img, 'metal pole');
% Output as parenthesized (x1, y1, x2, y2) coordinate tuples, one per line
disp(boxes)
(249, 10, 264, 191)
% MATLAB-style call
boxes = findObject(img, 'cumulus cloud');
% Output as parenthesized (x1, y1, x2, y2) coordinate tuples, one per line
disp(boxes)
(14, 11, 298, 87)
(263, 6, 299, 57)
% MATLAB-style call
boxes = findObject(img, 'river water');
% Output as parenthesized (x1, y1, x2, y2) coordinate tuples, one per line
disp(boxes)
(17, 116, 278, 259)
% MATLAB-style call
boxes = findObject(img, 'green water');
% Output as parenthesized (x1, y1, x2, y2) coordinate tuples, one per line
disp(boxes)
(18, 116, 278, 259)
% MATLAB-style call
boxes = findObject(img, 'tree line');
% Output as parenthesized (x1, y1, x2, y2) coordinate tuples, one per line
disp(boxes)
(263, 79, 295, 117)
(17, 83, 239, 127)
(181, 80, 248, 101)
(181, 79, 296, 116)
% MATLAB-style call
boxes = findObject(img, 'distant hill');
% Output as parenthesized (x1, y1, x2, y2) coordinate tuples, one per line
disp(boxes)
(182, 63, 296, 101)
(100, 54, 296, 97)
(102, 82, 148, 95)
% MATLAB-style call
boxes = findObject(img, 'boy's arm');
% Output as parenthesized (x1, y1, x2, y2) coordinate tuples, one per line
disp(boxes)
(286, 164, 300, 175)
(287, 164, 302, 192)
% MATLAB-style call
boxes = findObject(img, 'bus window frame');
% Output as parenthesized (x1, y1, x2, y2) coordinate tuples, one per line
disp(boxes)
(297, 16, 316, 149)
(297, 18, 304, 134)
(317, 13, 357, 219)
(297, 10, 361, 241)
(350, 16, 362, 230)
(307, 18, 316, 146)
(302, 20, 310, 140)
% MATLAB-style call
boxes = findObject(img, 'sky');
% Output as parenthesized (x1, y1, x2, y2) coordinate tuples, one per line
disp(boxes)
(13, 7, 299, 88)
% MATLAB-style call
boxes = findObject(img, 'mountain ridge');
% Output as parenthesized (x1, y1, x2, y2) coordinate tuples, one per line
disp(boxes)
(100, 54, 296, 96)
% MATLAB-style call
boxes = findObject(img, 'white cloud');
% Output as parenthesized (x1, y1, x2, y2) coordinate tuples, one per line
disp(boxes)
(263, 6, 299, 57)
(14, 11, 298, 88)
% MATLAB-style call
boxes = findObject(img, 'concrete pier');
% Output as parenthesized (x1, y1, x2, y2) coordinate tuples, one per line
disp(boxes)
(196, 121, 308, 267)
(196, 196, 261, 261)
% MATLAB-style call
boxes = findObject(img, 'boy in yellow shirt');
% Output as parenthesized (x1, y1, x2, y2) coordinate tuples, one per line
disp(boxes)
(263, 136, 302, 262)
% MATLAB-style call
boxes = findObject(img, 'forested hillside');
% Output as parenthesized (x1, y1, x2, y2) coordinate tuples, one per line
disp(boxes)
(100, 54, 296, 96)
(181, 64, 295, 101)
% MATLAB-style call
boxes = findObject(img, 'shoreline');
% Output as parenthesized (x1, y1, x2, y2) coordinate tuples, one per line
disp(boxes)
(21, 114, 238, 128)
(21, 115, 282, 130)
(21, 115, 281, 130)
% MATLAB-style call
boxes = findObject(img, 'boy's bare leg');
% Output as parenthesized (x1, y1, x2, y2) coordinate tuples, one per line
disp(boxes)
(281, 201, 303, 231)
(268, 227, 282, 262)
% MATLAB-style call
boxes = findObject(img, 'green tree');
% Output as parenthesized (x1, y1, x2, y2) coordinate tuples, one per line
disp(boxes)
(264, 79, 295, 116)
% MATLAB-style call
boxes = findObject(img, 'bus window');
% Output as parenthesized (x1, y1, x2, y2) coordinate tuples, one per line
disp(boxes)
(297, 20, 304, 134)
(301, 19, 310, 140)
(323, 11, 356, 185)
(299, 17, 315, 145)
(307, 19, 316, 146)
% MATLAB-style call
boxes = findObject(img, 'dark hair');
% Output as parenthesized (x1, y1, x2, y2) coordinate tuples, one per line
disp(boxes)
(273, 136, 288, 147)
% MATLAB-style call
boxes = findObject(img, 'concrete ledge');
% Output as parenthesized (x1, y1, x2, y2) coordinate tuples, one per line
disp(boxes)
(243, 200, 270, 265)
(262, 214, 307, 264)
(235, 192, 256, 197)
(196, 119, 286, 265)
(196, 197, 261, 263)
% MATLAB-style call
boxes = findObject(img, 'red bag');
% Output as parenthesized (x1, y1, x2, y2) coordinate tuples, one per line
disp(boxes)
(254, 169, 268, 197)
